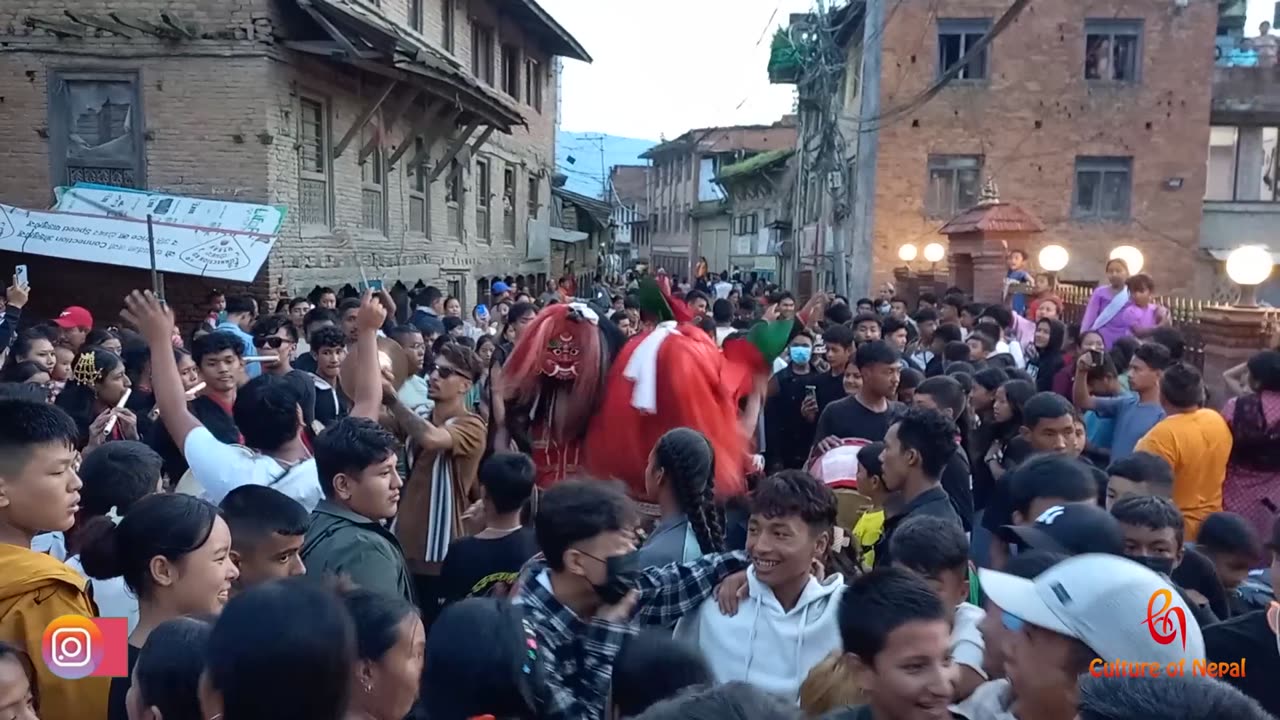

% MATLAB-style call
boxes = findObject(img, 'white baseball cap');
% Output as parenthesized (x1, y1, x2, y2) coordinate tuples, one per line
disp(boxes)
(979, 553, 1205, 664)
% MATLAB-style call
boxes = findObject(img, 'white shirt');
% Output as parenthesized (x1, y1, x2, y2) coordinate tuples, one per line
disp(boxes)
(715, 326, 735, 347)
(952, 602, 987, 679)
(31, 532, 66, 560)
(713, 281, 733, 300)
(676, 568, 845, 701)
(996, 339, 1026, 369)
(181, 427, 323, 511)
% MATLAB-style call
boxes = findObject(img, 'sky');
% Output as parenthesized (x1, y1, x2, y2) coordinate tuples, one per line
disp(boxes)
(539, 0, 813, 141)
(539, 0, 1279, 142)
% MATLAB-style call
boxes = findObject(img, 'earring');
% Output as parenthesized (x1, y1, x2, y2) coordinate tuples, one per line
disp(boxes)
(363, 681, 373, 694)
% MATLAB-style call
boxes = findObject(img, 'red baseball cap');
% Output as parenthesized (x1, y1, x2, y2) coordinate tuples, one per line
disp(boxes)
(54, 306, 94, 329)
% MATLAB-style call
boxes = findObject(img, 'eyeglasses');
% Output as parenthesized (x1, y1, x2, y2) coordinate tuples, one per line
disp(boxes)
(430, 364, 473, 382)
(256, 336, 288, 350)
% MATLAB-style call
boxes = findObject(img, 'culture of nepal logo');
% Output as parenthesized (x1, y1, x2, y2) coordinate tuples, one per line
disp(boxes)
(1088, 589, 1244, 679)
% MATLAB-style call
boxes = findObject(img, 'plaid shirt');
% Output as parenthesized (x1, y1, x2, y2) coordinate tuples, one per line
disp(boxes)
(514, 550, 748, 720)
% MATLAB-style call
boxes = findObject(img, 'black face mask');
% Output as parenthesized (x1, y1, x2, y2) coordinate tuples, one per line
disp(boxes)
(587, 550, 644, 605)
(1129, 555, 1176, 576)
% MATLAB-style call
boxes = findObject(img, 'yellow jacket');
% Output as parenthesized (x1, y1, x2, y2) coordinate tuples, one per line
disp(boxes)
(0, 543, 110, 720)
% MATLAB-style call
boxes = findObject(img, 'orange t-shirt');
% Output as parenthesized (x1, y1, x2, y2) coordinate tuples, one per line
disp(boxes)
(1134, 409, 1233, 540)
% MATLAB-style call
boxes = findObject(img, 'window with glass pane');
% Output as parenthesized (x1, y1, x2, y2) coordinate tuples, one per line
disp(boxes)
(476, 159, 491, 240)
(359, 124, 385, 232)
(472, 25, 494, 85)
(938, 19, 991, 80)
(298, 97, 329, 226)
(441, 0, 454, 52)
(446, 159, 462, 237)
(1085, 20, 1142, 82)
(1073, 157, 1132, 220)
(502, 45, 520, 99)
(925, 155, 983, 217)
(503, 164, 516, 243)
(409, 0, 422, 31)
(409, 137, 428, 235)
(525, 59, 543, 112)
(1208, 126, 1280, 201)
(528, 175, 540, 218)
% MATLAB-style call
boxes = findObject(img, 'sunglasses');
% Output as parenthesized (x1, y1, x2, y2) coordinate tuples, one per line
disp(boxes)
(256, 336, 288, 350)
(430, 364, 473, 382)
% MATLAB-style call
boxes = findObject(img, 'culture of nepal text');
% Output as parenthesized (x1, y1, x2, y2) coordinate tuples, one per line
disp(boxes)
(1089, 658, 1245, 678)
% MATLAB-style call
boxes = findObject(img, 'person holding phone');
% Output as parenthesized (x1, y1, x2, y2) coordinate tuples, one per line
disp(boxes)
(466, 304, 493, 340)
(1073, 342, 1173, 463)
(764, 331, 819, 472)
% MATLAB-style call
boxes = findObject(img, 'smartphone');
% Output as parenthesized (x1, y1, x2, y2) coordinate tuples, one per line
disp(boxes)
(805, 386, 818, 403)
(1088, 349, 1104, 366)
(14, 265, 28, 286)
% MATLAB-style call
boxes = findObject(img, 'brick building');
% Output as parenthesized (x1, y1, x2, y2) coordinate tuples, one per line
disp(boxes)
(777, 0, 1218, 298)
(640, 120, 797, 280)
(0, 0, 587, 325)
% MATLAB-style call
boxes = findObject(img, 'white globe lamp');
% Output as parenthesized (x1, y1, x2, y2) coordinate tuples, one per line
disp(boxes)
(897, 244, 918, 262)
(1225, 245, 1274, 308)
(1038, 244, 1069, 273)
(1109, 245, 1144, 275)
(923, 242, 946, 264)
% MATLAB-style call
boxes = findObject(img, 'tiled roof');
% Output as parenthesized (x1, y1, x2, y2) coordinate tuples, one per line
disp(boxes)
(937, 202, 1046, 235)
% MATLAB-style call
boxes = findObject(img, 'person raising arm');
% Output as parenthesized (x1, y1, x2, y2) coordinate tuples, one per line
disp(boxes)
(123, 290, 386, 508)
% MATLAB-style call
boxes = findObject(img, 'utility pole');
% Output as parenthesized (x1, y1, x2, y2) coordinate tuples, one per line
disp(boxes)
(848, 0, 884, 301)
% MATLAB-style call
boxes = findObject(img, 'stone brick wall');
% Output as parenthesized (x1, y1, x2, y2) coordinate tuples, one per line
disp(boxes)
(865, 0, 1217, 295)
(0, 0, 561, 329)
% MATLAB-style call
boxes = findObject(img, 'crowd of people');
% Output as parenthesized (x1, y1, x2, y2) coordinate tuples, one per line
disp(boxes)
(0, 254, 1277, 720)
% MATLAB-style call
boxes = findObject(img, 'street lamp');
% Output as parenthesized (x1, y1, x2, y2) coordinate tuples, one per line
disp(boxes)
(1038, 244, 1069, 287)
(1225, 245, 1274, 308)
(923, 242, 946, 264)
(898, 244, 918, 262)
(1109, 245, 1144, 275)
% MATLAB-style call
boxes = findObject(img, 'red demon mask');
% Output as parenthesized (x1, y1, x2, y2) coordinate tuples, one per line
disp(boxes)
(542, 331, 582, 379)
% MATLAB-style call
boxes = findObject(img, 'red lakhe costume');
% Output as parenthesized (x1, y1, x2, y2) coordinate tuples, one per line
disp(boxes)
(584, 279, 790, 503)
(501, 302, 624, 488)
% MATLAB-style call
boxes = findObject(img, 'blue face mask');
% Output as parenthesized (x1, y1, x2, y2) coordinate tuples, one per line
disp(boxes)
(789, 346, 812, 364)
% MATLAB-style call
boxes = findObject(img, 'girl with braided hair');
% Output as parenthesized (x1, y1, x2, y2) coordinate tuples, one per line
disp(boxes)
(635, 427, 726, 568)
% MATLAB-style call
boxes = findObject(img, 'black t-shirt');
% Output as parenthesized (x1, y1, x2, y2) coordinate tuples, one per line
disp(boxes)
(439, 528, 539, 602)
(940, 450, 974, 532)
(107, 644, 142, 720)
(765, 367, 820, 471)
(814, 396, 900, 445)
(814, 368, 847, 413)
(1172, 547, 1231, 621)
(874, 486, 963, 569)
(980, 451, 1107, 534)
(1205, 610, 1280, 716)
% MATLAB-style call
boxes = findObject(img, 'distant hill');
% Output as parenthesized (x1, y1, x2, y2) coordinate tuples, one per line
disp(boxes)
(556, 130, 657, 199)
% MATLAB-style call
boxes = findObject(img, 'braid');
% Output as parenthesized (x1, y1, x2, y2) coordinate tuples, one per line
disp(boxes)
(658, 428, 726, 555)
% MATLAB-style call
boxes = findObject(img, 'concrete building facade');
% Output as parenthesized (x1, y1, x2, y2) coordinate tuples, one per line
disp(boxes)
(0, 0, 587, 325)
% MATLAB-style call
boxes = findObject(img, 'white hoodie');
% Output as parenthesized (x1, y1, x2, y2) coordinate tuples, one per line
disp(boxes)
(675, 566, 845, 701)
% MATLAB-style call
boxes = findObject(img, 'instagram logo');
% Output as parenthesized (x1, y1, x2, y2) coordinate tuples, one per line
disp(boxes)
(41, 615, 128, 680)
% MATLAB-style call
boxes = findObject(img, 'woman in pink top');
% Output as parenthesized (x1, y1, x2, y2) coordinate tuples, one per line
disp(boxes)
(1080, 262, 1167, 348)
(1221, 350, 1280, 554)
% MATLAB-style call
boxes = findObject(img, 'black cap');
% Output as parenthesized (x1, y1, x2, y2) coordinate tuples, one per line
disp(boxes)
(997, 503, 1124, 556)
